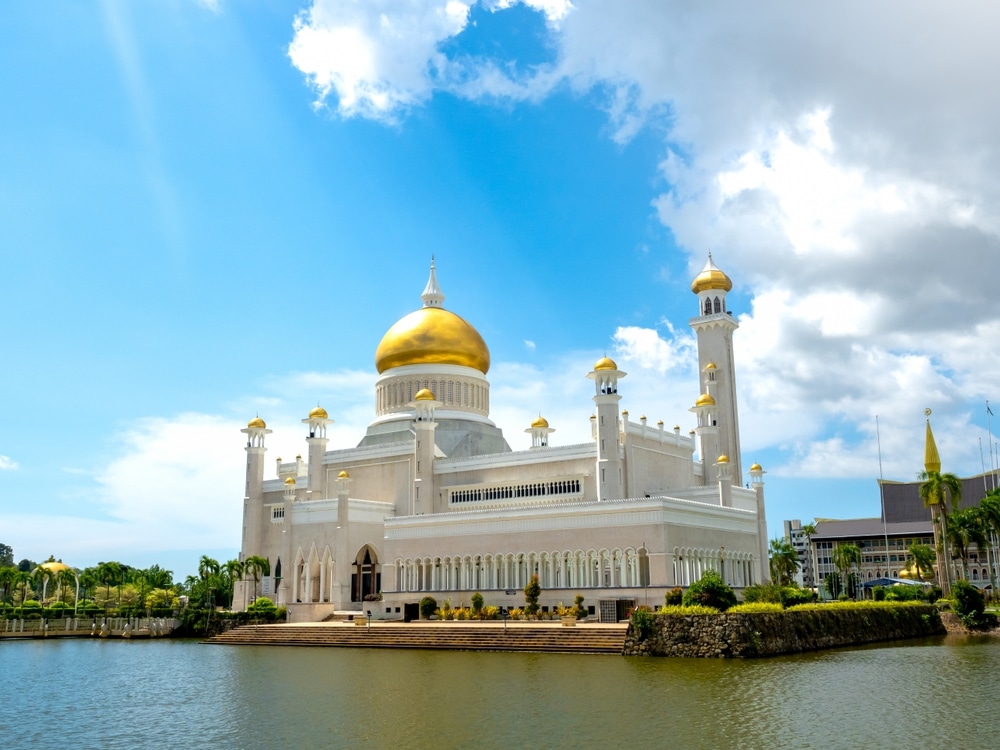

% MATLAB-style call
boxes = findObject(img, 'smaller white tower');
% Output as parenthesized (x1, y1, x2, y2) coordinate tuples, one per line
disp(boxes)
(587, 356, 627, 501)
(525, 416, 555, 448)
(302, 405, 332, 501)
(240, 416, 272, 560)
(689, 392, 720, 478)
(749, 462, 768, 584)
(410, 388, 440, 514)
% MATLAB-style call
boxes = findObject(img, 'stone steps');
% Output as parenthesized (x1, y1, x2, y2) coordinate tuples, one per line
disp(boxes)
(207, 623, 628, 654)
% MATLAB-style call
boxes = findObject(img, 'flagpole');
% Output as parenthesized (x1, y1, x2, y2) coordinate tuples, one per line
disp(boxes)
(989, 401, 997, 492)
(876, 415, 889, 579)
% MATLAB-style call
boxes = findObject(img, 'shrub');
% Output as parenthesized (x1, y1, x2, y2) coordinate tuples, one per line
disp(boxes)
(780, 587, 815, 607)
(419, 596, 437, 619)
(658, 604, 720, 615)
(482, 605, 500, 620)
(952, 580, 989, 629)
(742, 583, 783, 604)
(872, 586, 885, 601)
(247, 597, 277, 613)
(682, 571, 737, 612)
(664, 587, 684, 606)
(728, 602, 783, 614)
(573, 594, 587, 620)
(471, 592, 484, 617)
(523, 575, 541, 616)
(630, 606, 656, 639)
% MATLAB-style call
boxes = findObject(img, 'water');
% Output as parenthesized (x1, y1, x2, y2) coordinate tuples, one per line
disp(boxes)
(2, 635, 997, 749)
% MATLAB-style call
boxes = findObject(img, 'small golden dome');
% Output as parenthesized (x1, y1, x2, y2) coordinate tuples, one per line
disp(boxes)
(531, 416, 549, 429)
(717, 455, 730, 463)
(284, 477, 295, 485)
(337, 470, 350, 479)
(695, 393, 716, 407)
(375, 307, 490, 374)
(590, 414, 596, 420)
(593, 356, 618, 371)
(248, 416, 266, 429)
(673, 424, 680, 430)
(295, 454, 302, 460)
(691, 254, 733, 294)
(309, 405, 328, 420)
(750, 462, 763, 472)
(705, 362, 717, 370)
(622, 410, 629, 416)
(657, 420, 664, 425)
(414, 388, 436, 401)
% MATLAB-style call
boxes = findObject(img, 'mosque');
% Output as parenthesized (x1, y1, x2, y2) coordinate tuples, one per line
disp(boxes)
(236, 257, 769, 621)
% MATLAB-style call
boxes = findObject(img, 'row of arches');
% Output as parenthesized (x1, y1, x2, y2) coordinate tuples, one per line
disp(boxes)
(291, 544, 381, 604)
(672, 547, 756, 588)
(391, 548, 650, 593)
(377, 377, 489, 416)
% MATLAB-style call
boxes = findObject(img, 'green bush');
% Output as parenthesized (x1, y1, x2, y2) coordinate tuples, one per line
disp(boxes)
(247, 597, 277, 613)
(872, 586, 885, 601)
(664, 587, 683, 606)
(471, 592, 484, 617)
(742, 583, 783, 604)
(419, 596, 437, 619)
(682, 571, 737, 611)
(658, 604, 720, 615)
(573, 594, 587, 619)
(523, 575, 541, 616)
(780, 587, 815, 607)
(952, 580, 989, 629)
(630, 606, 656, 639)
(728, 602, 783, 614)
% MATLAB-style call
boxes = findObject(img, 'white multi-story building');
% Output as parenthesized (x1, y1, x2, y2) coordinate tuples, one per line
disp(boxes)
(236, 256, 770, 621)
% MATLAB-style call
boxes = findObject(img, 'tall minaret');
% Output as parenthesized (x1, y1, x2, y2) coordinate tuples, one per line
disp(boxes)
(690, 253, 742, 484)
(302, 405, 331, 500)
(410, 388, 440, 514)
(240, 416, 272, 559)
(588, 357, 627, 501)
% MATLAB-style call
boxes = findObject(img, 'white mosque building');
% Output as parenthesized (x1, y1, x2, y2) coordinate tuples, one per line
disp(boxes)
(236, 257, 769, 621)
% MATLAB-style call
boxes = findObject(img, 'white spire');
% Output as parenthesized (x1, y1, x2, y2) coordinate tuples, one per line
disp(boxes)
(421, 255, 445, 308)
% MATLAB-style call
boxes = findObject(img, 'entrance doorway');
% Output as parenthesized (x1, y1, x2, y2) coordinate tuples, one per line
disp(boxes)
(351, 545, 381, 603)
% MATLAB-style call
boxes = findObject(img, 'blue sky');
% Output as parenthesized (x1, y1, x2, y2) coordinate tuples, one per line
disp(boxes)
(3, 1, 999, 579)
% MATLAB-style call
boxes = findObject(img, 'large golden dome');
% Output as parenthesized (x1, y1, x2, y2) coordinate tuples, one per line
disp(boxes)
(375, 306, 490, 374)
(375, 260, 490, 375)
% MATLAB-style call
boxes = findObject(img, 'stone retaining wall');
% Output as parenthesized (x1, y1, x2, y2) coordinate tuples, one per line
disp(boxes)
(623, 605, 945, 657)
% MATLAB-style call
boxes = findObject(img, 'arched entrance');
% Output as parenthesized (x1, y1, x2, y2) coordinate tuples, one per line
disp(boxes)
(352, 545, 381, 603)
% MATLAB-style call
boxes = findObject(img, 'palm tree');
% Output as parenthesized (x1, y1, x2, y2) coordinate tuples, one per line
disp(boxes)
(32, 565, 52, 603)
(198, 556, 220, 611)
(978, 491, 1000, 592)
(13, 569, 32, 606)
(222, 559, 244, 609)
(832, 543, 861, 598)
(0, 566, 16, 604)
(918, 470, 962, 594)
(946, 507, 988, 582)
(243, 555, 270, 608)
(768, 538, 800, 585)
(96, 561, 122, 611)
(55, 567, 78, 609)
(907, 542, 936, 582)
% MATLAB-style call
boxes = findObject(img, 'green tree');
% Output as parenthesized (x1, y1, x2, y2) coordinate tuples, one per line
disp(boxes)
(222, 559, 244, 609)
(523, 574, 541, 616)
(243, 555, 270, 607)
(919, 470, 962, 594)
(0, 566, 17, 603)
(198, 556, 221, 611)
(907, 543, 936, 581)
(0, 542, 13, 567)
(946, 507, 988, 582)
(769, 538, 800, 585)
(977, 490, 1000, 592)
(96, 561, 123, 610)
(832, 543, 861, 599)
(682, 570, 737, 611)
(32, 564, 53, 603)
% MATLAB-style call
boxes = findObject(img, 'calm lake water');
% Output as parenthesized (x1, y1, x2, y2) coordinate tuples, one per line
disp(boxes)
(2, 635, 997, 749)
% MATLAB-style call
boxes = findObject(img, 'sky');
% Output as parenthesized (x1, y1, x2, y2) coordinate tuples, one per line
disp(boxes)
(2, 0, 999, 581)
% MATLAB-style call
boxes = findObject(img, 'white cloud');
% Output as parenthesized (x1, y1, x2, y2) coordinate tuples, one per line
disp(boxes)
(0, 455, 19, 470)
(524, 339, 536, 350)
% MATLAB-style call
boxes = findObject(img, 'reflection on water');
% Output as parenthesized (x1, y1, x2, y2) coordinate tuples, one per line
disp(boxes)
(2, 635, 996, 749)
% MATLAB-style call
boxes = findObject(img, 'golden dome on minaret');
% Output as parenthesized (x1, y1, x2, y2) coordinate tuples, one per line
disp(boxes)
(414, 388, 436, 401)
(691, 253, 733, 294)
(308, 405, 328, 420)
(531, 416, 549, 429)
(593, 356, 618, 371)
(374, 259, 490, 375)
